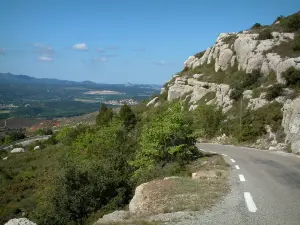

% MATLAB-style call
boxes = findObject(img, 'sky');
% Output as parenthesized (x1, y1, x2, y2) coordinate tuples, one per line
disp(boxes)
(0, 0, 299, 84)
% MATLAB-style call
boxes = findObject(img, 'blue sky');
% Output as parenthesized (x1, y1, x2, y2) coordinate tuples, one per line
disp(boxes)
(0, 0, 299, 84)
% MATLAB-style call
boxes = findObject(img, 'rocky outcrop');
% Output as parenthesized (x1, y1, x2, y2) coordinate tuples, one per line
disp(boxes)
(95, 210, 130, 224)
(167, 78, 233, 113)
(4, 218, 36, 225)
(10, 148, 25, 153)
(146, 97, 159, 107)
(184, 32, 300, 83)
(282, 97, 300, 153)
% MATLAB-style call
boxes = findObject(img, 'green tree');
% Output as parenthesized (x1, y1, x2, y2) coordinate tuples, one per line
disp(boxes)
(119, 104, 136, 129)
(193, 104, 224, 138)
(96, 103, 113, 126)
(131, 102, 199, 182)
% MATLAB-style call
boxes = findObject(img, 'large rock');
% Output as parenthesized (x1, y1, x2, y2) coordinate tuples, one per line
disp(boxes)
(282, 97, 300, 153)
(4, 218, 36, 225)
(11, 148, 25, 153)
(95, 210, 130, 224)
(146, 97, 159, 107)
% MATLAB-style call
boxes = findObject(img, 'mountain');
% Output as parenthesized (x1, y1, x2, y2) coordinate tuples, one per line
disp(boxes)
(150, 12, 300, 154)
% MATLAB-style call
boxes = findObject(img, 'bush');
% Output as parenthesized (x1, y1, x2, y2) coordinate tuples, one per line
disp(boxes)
(282, 67, 300, 87)
(193, 104, 224, 138)
(119, 104, 136, 129)
(251, 23, 261, 29)
(230, 70, 262, 100)
(281, 12, 300, 32)
(194, 50, 205, 59)
(236, 102, 283, 142)
(131, 103, 199, 183)
(96, 103, 114, 126)
(257, 29, 273, 40)
(292, 36, 300, 51)
(265, 84, 285, 101)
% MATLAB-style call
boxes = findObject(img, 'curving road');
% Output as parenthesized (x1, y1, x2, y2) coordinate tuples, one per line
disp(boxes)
(194, 143, 300, 225)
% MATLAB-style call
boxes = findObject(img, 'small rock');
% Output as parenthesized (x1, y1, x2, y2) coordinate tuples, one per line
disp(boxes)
(34, 146, 40, 151)
(10, 148, 25, 153)
(4, 218, 36, 225)
(2, 157, 8, 160)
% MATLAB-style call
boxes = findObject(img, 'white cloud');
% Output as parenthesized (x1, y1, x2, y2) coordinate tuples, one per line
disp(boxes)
(155, 60, 170, 66)
(92, 57, 108, 62)
(39, 56, 53, 62)
(73, 43, 88, 51)
(0, 48, 5, 55)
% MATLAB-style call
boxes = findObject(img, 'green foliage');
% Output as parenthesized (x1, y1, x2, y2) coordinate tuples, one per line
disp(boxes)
(236, 102, 283, 142)
(131, 103, 199, 183)
(265, 84, 285, 101)
(251, 23, 262, 29)
(96, 104, 113, 126)
(119, 104, 137, 129)
(194, 50, 205, 59)
(282, 67, 300, 87)
(33, 128, 53, 136)
(222, 34, 238, 45)
(193, 104, 224, 138)
(1, 130, 26, 145)
(292, 36, 300, 51)
(230, 70, 262, 100)
(257, 28, 273, 40)
(280, 12, 300, 32)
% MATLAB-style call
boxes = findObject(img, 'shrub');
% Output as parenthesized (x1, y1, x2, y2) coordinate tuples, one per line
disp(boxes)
(119, 104, 137, 129)
(193, 104, 224, 138)
(292, 36, 300, 51)
(131, 103, 199, 183)
(236, 102, 283, 142)
(96, 103, 113, 126)
(251, 23, 262, 29)
(282, 67, 300, 87)
(281, 12, 300, 32)
(194, 50, 205, 59)
(265, 84, 285, 101)
(222, 34, 237, 45)
(257, 29, 273, 40)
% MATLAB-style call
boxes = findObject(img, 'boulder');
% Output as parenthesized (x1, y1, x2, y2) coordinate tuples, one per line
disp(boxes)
(146, 97, 159, 107)
(95, 210, 130, 224)
(243, 90, 253, 99)
(10, 148, 25, 153)
(167, 84, 193, 102)
(34, 146, 40, 151)
(2, 156, 8, 160)
(248, 98, 269, 110)
(217, 48, 233, 71)
(4, 218, 36, 225)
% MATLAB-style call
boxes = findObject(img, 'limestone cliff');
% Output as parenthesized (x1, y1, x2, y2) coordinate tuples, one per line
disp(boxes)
(150, 12, 300, 153)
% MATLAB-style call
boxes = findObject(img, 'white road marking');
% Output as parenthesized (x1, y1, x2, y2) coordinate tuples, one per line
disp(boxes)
(244, 192, 257, 212)
(239, 174, 246, 182)
(230, 158, 236, 163)
(235, 165, 240, 170)
(222, 153, 228, 157)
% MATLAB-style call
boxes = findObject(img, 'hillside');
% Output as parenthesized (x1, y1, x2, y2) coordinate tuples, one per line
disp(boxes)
(150, 12, 300, 154)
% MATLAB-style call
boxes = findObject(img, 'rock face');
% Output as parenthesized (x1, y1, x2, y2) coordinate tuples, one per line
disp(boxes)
(95, 210, 130, 224)
(282, 97, 300, 153)
(4, 218, 36, 225)
(167, 78, 233, 113)
(146, 97, 159, 107)
(129, 182, 149, 216)
(10, 148, 25, 153)
(184, 32, 300, 83)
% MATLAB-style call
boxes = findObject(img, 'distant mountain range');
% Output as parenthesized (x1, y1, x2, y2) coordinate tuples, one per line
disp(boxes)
(0, 73, 160, 87)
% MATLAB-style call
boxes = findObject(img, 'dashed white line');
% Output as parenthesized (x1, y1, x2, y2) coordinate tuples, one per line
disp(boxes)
(239, 174, 246, 182)
(230, 158, 236, 163)
(235, 165, 240, 170)
(244, 192, 257, 212)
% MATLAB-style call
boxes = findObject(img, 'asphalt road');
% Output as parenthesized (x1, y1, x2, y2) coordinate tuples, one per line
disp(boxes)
(192, 143, 300, 225)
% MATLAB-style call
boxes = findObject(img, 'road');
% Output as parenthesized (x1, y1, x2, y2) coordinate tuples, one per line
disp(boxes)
(192, 143, 300, 225)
